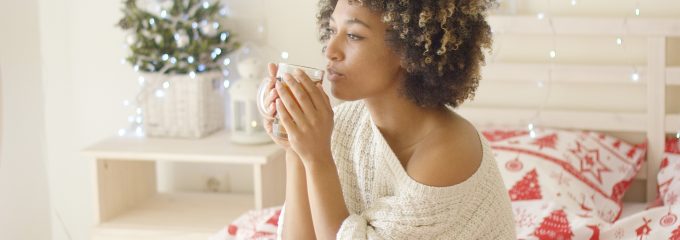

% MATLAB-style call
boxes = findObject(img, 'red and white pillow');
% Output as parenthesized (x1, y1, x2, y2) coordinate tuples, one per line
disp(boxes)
(481, 127, 646, 223)
(656, 138, 680, 207)
(210, 207, 281, 240)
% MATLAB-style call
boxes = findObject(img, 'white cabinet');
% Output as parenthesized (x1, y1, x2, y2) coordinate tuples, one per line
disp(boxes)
(82, 131, 285, 240)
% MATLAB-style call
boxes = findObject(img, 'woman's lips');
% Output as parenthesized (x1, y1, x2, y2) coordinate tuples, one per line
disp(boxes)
(327, 68, 344, 82)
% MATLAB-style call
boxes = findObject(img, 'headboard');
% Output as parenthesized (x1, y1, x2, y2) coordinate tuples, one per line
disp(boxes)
(457, 15, 680, 202)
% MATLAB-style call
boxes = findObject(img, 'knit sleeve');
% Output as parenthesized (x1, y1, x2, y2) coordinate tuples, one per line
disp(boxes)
(335, 195, 467, 240)
(336, 196, 468, 240)
(335, 191, 515, 240)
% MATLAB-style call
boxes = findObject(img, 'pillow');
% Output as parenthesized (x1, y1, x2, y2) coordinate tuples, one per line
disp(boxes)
(656, 137, 680, 206)
(481, 127, 646, 223)
(210, 207, 281, 240)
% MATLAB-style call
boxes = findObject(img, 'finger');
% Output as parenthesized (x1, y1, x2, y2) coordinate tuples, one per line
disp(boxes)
(264, 88, 278, 107)
(268, 63, 278, 77)
(260, 86, 277, 119)
(276, 79, 308, 129)
(282, 72, 317, 115)
(267, 102, 277, 119)
(293, 69, 325, 111)
(317, 84, 331, 109)
(276, 99, 299, 135)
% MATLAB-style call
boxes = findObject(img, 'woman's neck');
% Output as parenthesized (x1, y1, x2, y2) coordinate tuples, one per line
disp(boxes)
(363, 89, 447, 151)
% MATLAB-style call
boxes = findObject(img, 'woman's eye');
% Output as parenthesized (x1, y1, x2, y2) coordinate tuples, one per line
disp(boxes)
(325, 27, 337, 35)
(347, 34, 364, 41)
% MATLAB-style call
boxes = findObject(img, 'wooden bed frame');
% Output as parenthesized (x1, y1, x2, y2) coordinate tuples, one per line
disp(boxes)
(457, 15, 680, 203)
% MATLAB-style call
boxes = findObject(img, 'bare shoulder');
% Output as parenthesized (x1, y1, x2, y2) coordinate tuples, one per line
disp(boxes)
(405, 112, 483, 187)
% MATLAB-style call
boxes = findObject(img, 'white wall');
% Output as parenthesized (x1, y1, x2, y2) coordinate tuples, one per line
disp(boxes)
(33, 0, 323, 239)
(0, 0, 52, 239)
(38, 0, 142, 238)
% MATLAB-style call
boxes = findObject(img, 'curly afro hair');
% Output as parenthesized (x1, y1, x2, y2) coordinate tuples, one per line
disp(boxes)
(317, 0, 495, 108)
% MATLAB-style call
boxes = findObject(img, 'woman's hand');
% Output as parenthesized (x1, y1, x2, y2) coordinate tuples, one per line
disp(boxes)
(275, 67, 334, 164)
(262, 63, 292, 150)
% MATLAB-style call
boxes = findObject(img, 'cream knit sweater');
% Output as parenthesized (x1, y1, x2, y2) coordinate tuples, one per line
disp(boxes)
(278, 101, 516, 240)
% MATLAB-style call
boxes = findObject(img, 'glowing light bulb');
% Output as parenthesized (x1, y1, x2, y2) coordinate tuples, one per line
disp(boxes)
(537, 12, 545, 20)
(189, 71, 196, 79)
(251, 121, 258, 128)
(223, 79, 231, 89)
(616, 37, 623, 45)
(163, 81, 170, 89)
(631, 72, 640, 82)
(549, 50, 556, 59)
(635, 8, 640, 16)
(281, 51, 289, 59)
(155, 89, 165, 98)
(223, 58, 231, 66)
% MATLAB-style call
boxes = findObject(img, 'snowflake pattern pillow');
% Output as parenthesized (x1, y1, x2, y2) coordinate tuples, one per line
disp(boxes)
(481, 127, 646, 223)
(657, 138, 680, 206)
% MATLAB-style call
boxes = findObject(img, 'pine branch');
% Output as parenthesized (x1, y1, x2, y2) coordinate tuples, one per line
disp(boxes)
(118, 0, 239, 74)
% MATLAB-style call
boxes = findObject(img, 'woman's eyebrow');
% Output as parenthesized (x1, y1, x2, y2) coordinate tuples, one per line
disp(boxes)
(330, 16, 372, 29)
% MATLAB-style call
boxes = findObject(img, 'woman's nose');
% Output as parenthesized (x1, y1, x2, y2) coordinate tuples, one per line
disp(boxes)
(324, 36, 344, 62)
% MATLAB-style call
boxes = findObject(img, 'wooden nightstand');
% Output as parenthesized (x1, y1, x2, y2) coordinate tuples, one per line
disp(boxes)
(82, 131, 285, 240)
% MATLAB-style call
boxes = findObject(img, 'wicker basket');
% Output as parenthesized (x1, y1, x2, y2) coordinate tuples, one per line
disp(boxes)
(140, 71, 224, 138)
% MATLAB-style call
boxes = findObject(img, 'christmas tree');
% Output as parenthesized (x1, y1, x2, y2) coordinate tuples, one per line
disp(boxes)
(532, 133, 558, 150)
(533, 209, 574, 240)
(118, 0, 239, 74)
(508, 169, 543, 201)
(482, 129, 528, 142)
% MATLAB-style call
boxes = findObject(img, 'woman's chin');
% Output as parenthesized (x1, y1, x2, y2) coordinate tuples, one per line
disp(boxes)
(330, 87, 354, 102)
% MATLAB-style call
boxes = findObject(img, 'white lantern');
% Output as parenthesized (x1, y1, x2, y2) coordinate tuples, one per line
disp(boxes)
(229, 57, 271, 144)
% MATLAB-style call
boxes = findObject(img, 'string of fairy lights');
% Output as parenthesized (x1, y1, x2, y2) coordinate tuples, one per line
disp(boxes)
(116, 0, 678, 140)
(494, 0, 667, 138)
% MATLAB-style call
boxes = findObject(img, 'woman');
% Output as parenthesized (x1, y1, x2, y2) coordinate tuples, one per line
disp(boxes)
(261, 0, 515, 239)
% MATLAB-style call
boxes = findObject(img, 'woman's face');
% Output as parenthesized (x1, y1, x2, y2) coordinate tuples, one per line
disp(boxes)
(324, 0, 404, 101)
